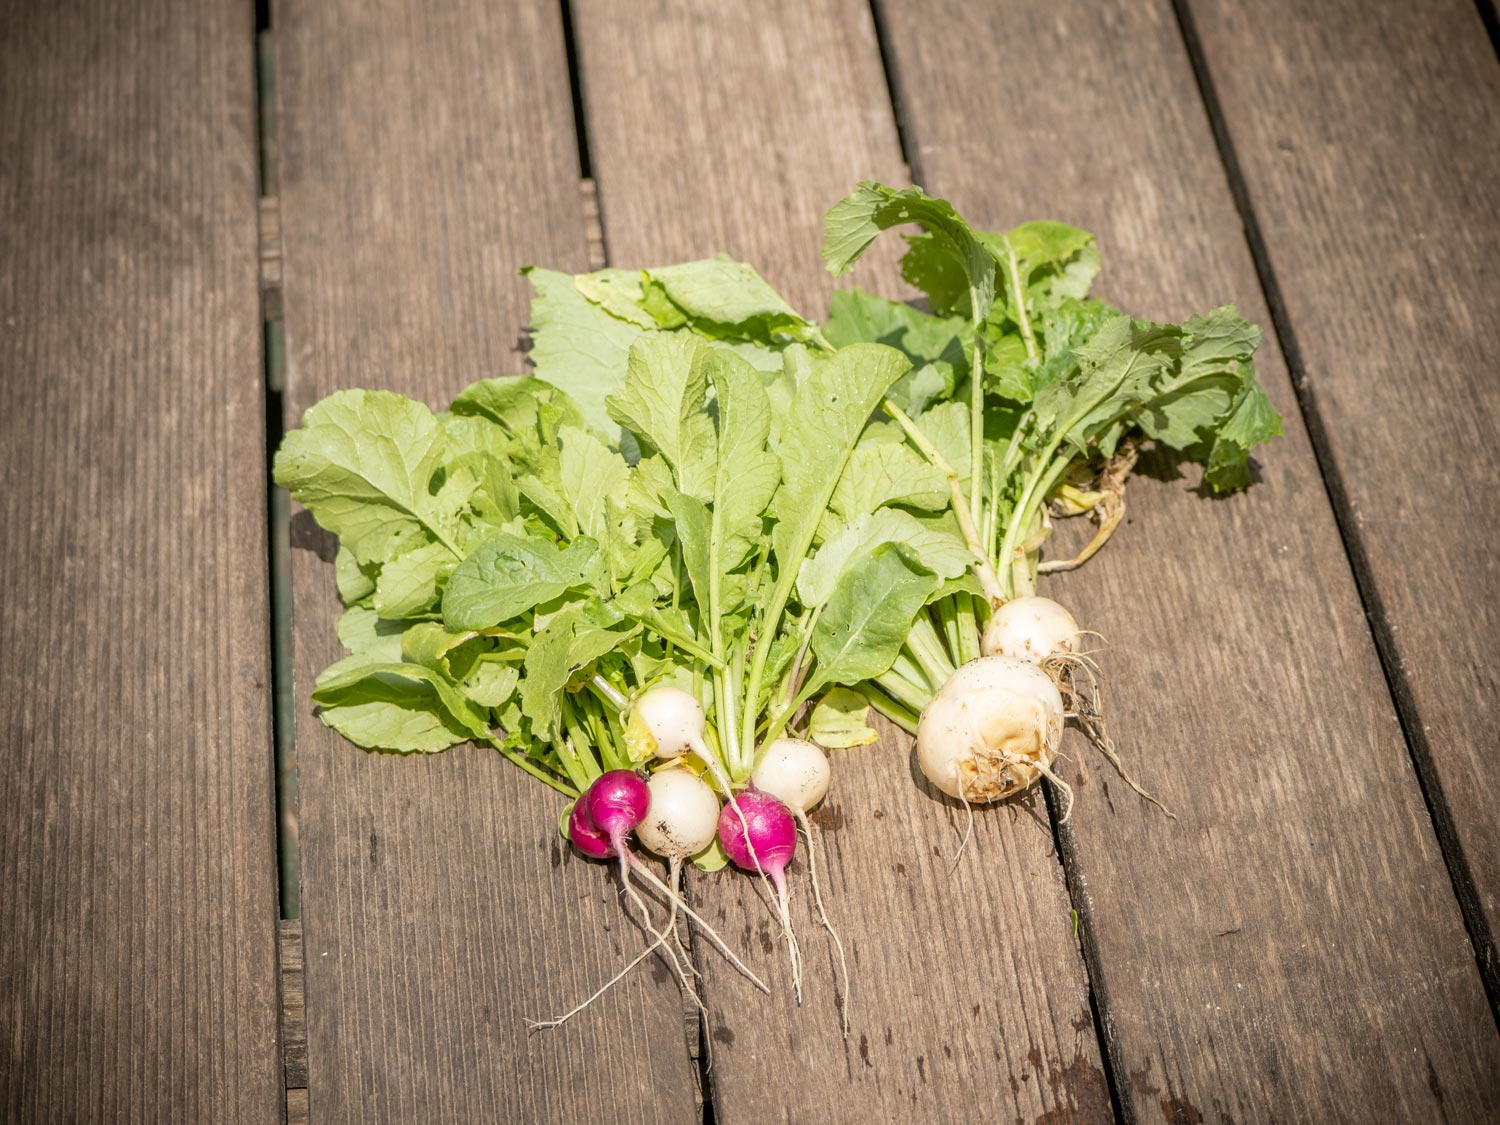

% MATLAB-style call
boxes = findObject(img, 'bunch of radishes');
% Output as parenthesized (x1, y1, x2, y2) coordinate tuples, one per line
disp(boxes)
(276, 181, 1277, 1033)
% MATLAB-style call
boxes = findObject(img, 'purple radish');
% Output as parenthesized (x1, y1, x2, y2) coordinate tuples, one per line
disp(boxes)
(718, 787, 805, 1001)
(568, 801, 613, 860)
(535, 771, 768, 1030)
(578, 771, 698, 1011)
(582, 769, 651, 853)
(540, 774, 762, 1038)
(752, 738, 850, 1037)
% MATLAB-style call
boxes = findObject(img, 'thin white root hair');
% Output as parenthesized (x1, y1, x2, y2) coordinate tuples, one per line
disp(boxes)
(795, 809, 850, 1038)
(525, 938, 666, 1031)
(628, 856, 771, 994)
(949, 777, 976, 871)
(771, 872, 803, 1004)
(1029, 756, 1075, 824)
(1053, 653, 1175, 819)
(619, 855, 702, 1011)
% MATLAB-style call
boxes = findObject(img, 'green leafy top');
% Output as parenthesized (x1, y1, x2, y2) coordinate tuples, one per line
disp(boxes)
(273, 179, 1280, 849)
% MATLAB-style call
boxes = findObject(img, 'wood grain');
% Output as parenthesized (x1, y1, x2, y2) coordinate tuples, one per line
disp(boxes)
(273, 1, 700, 1119)
(571, 3, 1110, 1120)
(1183, 0, 1500, 995)
(876, 0, 1500, 1119)
(0, 0, 281, 1120)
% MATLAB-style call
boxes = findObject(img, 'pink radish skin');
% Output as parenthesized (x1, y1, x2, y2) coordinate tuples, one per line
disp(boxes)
(718, 788, 797, 877)
(568, 802, 613, 860)
(719, 787, 805, 1000)
(582, 769, 650, 852)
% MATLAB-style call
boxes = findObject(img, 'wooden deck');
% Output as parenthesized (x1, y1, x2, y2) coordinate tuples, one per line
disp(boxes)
(2, 0, 1498, 1121)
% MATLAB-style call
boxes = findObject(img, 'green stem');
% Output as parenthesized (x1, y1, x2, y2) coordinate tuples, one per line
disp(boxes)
(740, 548, 803, 761)
(884, 398, 1005, 606)
(956, 594, 981, 665)
(641, 610, 724, 669)
(872, 668, 933, 714)
(551, 729, 595, 793)
(584, 697, 627, 772)
(863, 684, 919, 735)
(967, 285, 986, 537)
(998, 450, 1072, 596)
(760, 675, 822, 750)
(935, 597, 962, 669)
(905, 616, 956, 688)
(590, 674, 627, 712)
(1003, 235, 1038, 364)
(781, 606, 821, 707)
(890, 648, 934, 696)
(485, 737, 578, 798)
(559, 697, 603, 786)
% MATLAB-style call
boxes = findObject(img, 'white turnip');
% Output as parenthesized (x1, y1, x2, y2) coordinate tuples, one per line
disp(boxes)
(916, 656, 1071, 815)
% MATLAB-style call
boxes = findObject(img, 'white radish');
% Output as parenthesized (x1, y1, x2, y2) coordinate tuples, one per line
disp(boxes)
(751, 737, 830, 814)
(916, 655, 1070, 817)
(637, 768, 720, 860)
(628, 683, 759, 868)
(751, 738, 850, 1037)
(629, 684, 707, 761)
(632, 766, 721, 992)
(979, 598, 1170, 818)
(981, 595, 1080, 666)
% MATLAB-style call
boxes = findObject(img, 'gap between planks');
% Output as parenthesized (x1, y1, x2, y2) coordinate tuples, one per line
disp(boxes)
(280, 918, 309, 1124)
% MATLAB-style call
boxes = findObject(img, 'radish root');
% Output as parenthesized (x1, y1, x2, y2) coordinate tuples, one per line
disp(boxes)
(770, 870, 803, 1003)
(619, 854, 703, 1009)
(1049, 650, 1174, 819)
(794, 809, 850, 1037)
(628, 855, 771, 993)
(526, 939, 667, 1031)
(529, 856, 705, 1032)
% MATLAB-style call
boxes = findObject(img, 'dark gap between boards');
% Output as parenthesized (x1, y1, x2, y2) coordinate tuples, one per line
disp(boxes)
(1475, 0, 1500, 64)
(558, 0, 595, 181)
(867, 0, 916, 176)
(862, 4, 1130, 1120)
(255, 19, 299, 924)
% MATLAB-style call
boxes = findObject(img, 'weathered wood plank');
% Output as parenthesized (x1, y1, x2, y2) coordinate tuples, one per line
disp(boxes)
(0, 1, 281, 1120)
(571, 3, 1110, 1120)
(876, 0, 1500, 1119)
(1183, 0, 1500, 994)
(272, 1, 700, 1119)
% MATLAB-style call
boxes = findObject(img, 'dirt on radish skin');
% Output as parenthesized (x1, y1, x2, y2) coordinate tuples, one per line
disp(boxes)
(916, 655, 1065, 805)
(636, 767, 720, 861)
